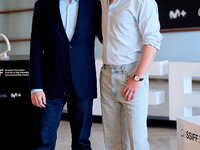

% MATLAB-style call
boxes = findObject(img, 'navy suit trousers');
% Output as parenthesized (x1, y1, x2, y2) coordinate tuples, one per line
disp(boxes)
(34, 84, 93, 150)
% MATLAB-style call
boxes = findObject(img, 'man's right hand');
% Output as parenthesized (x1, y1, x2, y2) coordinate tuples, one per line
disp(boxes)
(31, 91, 46, 108)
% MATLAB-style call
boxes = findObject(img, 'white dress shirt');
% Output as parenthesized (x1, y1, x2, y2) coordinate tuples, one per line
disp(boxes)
(31, 0, 79, 94)
(60, 0, 79, 41)
(101, 0, 162, 65)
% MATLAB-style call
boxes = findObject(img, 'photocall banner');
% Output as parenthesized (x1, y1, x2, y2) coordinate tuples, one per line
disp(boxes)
(0, 60, 35, 150)
(155, 0, 200, 30)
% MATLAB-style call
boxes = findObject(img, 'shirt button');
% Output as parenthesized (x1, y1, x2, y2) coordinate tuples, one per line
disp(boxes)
(109, 13, 111, 15)
(108, 28, 110, 30)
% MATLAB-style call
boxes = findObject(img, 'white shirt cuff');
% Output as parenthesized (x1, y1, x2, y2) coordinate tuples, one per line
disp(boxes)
(31, 89, 43, 95)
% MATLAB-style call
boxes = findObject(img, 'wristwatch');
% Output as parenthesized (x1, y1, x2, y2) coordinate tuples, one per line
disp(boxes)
(133, 75, 143, 82)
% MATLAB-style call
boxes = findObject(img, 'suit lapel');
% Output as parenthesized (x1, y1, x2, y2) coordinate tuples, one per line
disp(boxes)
(46, 0, 69, 42)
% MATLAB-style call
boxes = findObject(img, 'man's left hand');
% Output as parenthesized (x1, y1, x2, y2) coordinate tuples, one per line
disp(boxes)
(122, 77, 142, 101)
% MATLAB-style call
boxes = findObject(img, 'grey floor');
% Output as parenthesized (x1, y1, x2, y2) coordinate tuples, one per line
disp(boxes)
(56, 121, 177, 150)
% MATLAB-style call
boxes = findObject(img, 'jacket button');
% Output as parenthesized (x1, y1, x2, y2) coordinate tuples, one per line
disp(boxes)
(69, 45, 72, 48)
(66, 61, 70, 65)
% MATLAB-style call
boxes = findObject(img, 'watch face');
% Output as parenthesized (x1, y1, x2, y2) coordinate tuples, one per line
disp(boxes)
(134, 75, 140, 81)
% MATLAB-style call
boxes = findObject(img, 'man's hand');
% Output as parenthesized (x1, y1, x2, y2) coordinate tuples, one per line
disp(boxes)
(122, 77, 142, 101)
(31, 91, 46, 108)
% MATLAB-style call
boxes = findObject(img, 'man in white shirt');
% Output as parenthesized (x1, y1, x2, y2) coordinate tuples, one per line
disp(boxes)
(100, 0, 162, 149)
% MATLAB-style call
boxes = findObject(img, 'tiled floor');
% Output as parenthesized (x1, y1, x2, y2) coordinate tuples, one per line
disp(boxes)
(56, 121, 177, 150)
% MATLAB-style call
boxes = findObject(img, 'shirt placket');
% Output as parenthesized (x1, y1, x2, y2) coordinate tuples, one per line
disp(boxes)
(66, 4, 70, 39)
(107, 9, 112, 64)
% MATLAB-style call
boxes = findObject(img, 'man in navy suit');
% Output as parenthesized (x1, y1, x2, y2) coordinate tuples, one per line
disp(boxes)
(29, 0, 102, 149)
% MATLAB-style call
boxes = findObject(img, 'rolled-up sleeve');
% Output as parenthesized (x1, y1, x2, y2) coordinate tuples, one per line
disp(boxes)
(137, 0, 162, 50)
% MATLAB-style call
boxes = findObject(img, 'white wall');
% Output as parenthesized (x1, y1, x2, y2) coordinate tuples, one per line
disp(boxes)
(155, 31, 200, 62)
(0, 0, 36, 55)
(6, 0, 36, 10)
(0, 0, 6, 53)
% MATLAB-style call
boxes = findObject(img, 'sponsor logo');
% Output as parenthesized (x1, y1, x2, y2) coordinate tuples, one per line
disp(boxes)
(169, 9, 187, 19)
(0, 69, 3, 76)
(11, 93, 21, 98)
(180, 129, 185, 137)
(0, 94, 7, 98)
(180, 129, 200, 143)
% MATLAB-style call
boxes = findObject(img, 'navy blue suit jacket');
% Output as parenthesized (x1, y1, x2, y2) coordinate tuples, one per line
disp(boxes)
(30, 0, 102, 100)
